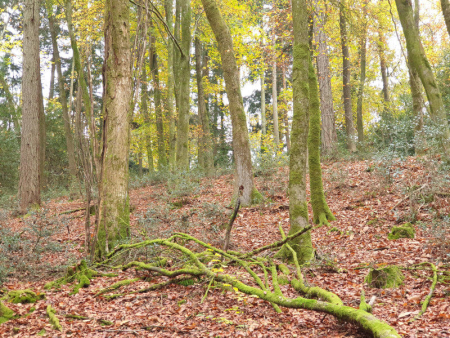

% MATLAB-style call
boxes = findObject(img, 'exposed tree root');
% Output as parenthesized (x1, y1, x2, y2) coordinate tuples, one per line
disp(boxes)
(90, 231, 400, 337)
(410, 262, 438, 322)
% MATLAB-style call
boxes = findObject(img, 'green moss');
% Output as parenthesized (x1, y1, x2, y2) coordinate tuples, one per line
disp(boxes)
(278, 275, 290, 286)
(365, 266, 404, 289)
(46, 305, 62, 331)
(388, 223, 415, 240)
(0, 301, 14, 324)
(65, 314, 88, 320)
(176, 278, 195, 286)
(45, 260, 99, 295)
(275, 224, 313, 264)
(4, 289, 45, 304)
(307, 62, 336, 227)
(327, 227, 342, 235)
(251, 188, 264, 204)
(277, 264, 291, 275)
(290, 202, 308, 220)
(359, 291, 372, 313)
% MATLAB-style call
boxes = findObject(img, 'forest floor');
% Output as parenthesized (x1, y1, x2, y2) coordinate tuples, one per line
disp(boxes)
(0, 156, 450, 337)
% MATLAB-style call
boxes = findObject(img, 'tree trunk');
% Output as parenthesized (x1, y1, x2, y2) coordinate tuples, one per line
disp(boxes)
(261, 74, 266, 136)
(141, 60, 154, 173)
(195, 37, 214, 175)
(149, 33, 167, 170)
(165, 0, 176, 170)
(201, 0, 261, 206)
(0, 72, 20, 135)
(409, 0, 426, 155)
(356, 0, 368, 144)
(65, 0, 99, 173)
(272, 35, 279, 148)
(47, 4, 78, 197)
(276, 0, 313, 264)
(49, 61, 55, 100)
(95, 0, 132, 259)
(308, 60, 335, 226)
(313, 3, 336, 156)
(19, 0, 42, 211)
(282, 64, 290, 152)
(339, 2, 356, 153)
(175, 0, 191, 170)
(441, 0, 450, 38)
(396, 0, 450, 155)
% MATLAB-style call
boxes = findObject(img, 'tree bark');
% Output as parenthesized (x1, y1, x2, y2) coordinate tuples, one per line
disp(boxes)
(272, 35, 279, 148)
(165, 0, 176, 170)
(276, 0, 313, 264)
(175, 0, 191, 170)
(441, 0, 450, 38)
(308, 60, 335, 226)
(95, 0, 132, 259)
(282, 64, 290, 152)
(356, 0, 368, 143)
(313, 2, 336, 156)
(19, 0, 42, 211)
(149, 32, 167, 170)
(65, 0, 99, 174)
(141, 60, 154, 173)
(339, 1, 356, 152)
(201, 0, 261, 206)
(195, 37, 214, 175)
(47, 4, 78, 196)
(409, 0, 426, 155)
(261, 74, 266, 136)
(396, 0, 450, 155)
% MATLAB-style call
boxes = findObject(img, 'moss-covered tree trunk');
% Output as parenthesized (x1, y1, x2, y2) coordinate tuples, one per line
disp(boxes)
(19, 0, 42, 212)
(95, 0, 131, 259)
(201, 0, 261, 206)
(356, 0, 368, 144)
(276, 0, 313, 264)
(195, 37, 214, 176)
(408, 0, 426, 155)
(282, 64, 290, 152)
(166, 0, 176, 170)
(149, 32, 167, 170)
(308, 61, 335, 227)
(272, 34, 280, 148)
(175, 0, 191, 170)
(339, 1, 356, 153)
(47, 3, 78, 197)
(396, 0, 450, 156)
(313, 2, 337, 156)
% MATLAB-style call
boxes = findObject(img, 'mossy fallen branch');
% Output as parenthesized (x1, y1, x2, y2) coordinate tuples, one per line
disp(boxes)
(46, 305, 62, 331)
(45, 260, 101, 294)
(95, 278, 143, 297)
(45, 231, 401, 337)
(410, 262, 438, 322)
